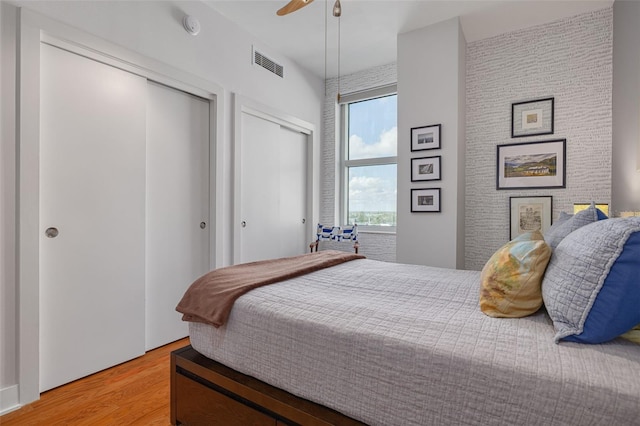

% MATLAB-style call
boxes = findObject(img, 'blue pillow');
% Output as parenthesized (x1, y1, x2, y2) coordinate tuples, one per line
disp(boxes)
(542, 217, 640, 344)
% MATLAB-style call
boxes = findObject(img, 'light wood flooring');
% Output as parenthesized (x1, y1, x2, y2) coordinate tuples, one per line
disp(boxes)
(1, 338, 189, 426)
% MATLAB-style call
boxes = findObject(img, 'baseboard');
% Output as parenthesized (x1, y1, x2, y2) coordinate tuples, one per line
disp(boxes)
(0, 384, 21, 415)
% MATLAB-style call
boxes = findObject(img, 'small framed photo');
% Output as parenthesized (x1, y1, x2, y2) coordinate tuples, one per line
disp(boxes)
(411, 156, 441, 182)
(411, 124, 441, 151)
(411, 188, 441, 213)
(497, 139, 566, 190)
(509, 196, 553, 240)
(511, 97, 554, 138)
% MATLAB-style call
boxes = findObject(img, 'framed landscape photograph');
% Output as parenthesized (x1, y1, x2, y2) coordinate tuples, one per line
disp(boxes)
(411, 156, 441, 182)
(497, 139, 566, 190)
(411, 188, 441, 213)
(509, 196, 552, 240)
(511, 97, 554, 138)
(411, 124, 441, 151)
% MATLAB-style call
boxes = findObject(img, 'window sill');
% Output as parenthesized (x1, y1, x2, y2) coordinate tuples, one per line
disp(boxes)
(358, 229, 396, 235)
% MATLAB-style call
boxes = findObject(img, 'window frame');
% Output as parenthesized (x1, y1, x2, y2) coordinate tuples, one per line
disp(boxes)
(338, 84, 398, 233)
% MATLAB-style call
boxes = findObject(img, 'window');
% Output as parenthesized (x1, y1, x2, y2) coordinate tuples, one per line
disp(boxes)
(340, 85, 397, 231)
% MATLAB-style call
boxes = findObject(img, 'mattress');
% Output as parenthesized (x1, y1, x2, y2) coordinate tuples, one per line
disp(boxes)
(189, 259, 640, 425)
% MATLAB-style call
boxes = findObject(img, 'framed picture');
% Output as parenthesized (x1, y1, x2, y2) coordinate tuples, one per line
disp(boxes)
(411, 124, 441, 151)
(496, 139, 566, 190)
(509, 196, 553, 240)
(411, 188, 441, 213)
(511, 97, 554, 138)
(411, 156, 441, 182)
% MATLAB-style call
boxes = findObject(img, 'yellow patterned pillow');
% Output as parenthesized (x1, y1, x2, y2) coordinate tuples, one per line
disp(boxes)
(480, 231, 552, 318)
(621, 324, 640, 344)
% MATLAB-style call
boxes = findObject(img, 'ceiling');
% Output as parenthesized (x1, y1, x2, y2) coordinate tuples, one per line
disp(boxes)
(204, 0, 612, 79)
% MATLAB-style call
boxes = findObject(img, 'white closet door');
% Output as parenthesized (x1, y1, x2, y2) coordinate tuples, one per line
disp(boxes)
(278, 127, 308, 257)
(240, 112, 308, 263)
(145, 81, 210, 351)
(39, 44, 146, 391)
(240, 113, 281, 263)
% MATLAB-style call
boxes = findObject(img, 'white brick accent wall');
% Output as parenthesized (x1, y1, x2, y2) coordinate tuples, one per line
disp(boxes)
(465, 8, 613, 270)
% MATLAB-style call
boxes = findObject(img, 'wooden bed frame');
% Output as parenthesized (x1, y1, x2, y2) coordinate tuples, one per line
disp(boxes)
(171, 345, 366, 425)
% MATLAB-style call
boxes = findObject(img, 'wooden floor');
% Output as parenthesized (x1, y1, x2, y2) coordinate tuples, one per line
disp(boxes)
(1, 338, 189, 426)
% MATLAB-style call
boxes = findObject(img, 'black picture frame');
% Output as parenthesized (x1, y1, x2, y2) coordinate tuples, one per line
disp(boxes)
(496, 139, 566, 190)
(411, 156, 441, 182)
(411, 188, 441, 213)
(411, 124, 441, 151)
(511, 97, 554, 138)
(509, 196, 553, 240)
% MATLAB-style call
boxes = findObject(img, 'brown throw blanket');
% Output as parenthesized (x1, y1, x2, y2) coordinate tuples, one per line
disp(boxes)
(176, 250, 365, 327)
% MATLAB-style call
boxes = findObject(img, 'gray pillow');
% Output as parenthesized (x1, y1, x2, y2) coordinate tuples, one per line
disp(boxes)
(554, 211, 573, 226)
(543, 205, 599, 250)
(542, 217, 640, 343)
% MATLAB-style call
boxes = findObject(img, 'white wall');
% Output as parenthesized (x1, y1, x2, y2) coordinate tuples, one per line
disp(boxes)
(0, 1, 18, 407)
(1, 0, 323, 410)
(397, 17, 466, 268)
(465, 8, 613, 270)
(612, 0, 640, 212)
(456, 23, 467, 269)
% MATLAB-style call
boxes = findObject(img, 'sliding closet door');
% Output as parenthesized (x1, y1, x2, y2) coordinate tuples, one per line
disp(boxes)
(278, 126, 308, 257)
(145, 81, 210, 351)
(239, 112, 308, 263)
(240, 113, 281, 263)
(39, 44, 146, 391)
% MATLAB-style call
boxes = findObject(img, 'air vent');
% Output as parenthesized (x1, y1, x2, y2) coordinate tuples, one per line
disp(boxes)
(253, 48, 284, 78)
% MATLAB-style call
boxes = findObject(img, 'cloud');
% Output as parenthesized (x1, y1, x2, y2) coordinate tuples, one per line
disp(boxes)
(349, 176, 383, 194)
(349, 175, 396, 211)
(349, 126, 397, 160)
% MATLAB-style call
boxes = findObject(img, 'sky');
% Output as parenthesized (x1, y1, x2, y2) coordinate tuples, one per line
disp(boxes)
(347, 95, 397, 213)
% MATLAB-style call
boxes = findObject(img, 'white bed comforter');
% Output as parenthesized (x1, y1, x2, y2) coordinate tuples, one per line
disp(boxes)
(189, 259, 640, 426)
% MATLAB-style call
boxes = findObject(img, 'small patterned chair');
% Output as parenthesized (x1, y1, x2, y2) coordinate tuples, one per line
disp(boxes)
(310, 223, 359, 254)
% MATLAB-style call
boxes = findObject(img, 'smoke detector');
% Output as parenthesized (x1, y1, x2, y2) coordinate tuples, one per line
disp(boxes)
(183, 15, 201, 36)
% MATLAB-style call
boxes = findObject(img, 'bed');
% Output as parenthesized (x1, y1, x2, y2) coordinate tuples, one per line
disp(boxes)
(171, 241, 640, 425)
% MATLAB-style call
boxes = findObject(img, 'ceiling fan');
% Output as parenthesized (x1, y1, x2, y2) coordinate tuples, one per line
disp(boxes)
(277, 0, 342, 17)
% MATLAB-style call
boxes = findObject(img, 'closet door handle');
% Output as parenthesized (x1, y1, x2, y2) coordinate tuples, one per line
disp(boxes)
(241, 221, 247, 228)
(45, 227, 59, 238)
(200, 222, 206, 229)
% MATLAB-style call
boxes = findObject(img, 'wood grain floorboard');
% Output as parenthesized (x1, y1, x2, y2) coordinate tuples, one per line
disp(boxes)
(1, 338, 189, 426)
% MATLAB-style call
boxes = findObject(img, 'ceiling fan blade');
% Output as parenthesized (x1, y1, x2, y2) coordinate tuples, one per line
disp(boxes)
(277, 0, 314, 16)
